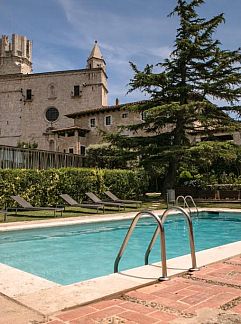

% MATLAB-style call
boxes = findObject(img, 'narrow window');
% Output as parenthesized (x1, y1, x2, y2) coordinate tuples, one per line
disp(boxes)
(90, 118, 96, 128)
(80, 145, 86, 156)
(73, 85, 80, 97)
(26, 89, 32, 100)
(140, 111, 148, 121)
(69, 148, 74, 154)
(105, 115, 112, 126)
(122, 112, 128, 119)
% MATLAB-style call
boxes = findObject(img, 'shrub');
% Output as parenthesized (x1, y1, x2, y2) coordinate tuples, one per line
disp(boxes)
(0, 168, 148, 207)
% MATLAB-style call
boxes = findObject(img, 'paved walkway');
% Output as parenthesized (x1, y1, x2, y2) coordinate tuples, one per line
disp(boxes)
(0, 294, 45, 324)
(45, 255, 241, 324)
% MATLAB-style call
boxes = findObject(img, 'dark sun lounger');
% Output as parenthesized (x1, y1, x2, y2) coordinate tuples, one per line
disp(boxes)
(60, 194, 104, 213)
(85, 192, 125, 211)
(104, 191, 142, 208)
(2, 195, 64, 221)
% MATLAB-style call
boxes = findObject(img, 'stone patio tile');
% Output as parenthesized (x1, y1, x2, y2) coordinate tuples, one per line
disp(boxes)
(187, 292, 240, 313)
(160, 288, 199, 302)
(151, 283, 192, 297)
(138, 283, 168, 294)
(91, 298, 124, 310)
(69, 318, 95, 324)
(126, 290, 157, 301)
(154, 296, 191, 311)
(120, 300, 154, 314)
(179, 291, 215, 306)
(70, 306, 125, 322)
(56, 305, 97, 321)
(149, 310, 179, 322)
(119, 310, 159, 324)
(231, 303, 241, 314)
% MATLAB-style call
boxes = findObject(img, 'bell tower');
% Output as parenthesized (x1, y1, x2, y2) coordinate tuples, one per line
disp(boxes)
(0, 34, 32, 75)
(86, 40, 106, 72)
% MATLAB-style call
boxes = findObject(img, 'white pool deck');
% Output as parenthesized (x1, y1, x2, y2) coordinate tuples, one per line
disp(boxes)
(0, 207, 241, 316)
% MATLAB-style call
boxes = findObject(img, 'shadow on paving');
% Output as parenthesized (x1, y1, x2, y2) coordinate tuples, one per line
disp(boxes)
(0, 294, 46, 324)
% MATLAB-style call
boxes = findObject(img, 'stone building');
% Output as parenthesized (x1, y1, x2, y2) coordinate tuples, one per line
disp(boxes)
(51, 101, 149, 155)
(0, 33, 240, 156)
(0, 35, 108, 153)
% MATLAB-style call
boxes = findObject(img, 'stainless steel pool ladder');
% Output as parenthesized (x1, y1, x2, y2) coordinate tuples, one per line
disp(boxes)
(176, 195, 199, 217)
(114, 207, 199, 281)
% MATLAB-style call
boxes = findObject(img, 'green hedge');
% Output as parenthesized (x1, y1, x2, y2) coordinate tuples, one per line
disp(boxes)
(0, 168, 149, 208)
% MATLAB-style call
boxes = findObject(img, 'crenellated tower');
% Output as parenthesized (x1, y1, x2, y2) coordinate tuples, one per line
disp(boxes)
(0, 34, 32, 75)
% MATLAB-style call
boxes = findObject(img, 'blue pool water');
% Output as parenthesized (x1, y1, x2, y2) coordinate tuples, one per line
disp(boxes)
(0, 211, 240, 285)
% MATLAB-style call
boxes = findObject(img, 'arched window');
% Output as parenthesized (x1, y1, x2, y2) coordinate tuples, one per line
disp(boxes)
(49, 140, 55, 151)
(48, 84, 57, 99)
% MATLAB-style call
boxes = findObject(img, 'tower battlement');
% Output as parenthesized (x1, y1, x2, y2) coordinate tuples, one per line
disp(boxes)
(0, 34, 32, 75)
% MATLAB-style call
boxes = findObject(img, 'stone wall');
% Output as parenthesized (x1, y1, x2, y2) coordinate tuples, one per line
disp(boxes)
(0, 68, 107, 150)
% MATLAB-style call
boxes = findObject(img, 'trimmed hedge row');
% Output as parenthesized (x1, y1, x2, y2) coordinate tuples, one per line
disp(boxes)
(0, 168, 149, 208)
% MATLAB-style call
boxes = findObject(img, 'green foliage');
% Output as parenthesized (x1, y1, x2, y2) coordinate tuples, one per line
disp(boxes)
(103, 169, 149, 199)
(17, 141, 38, 149)
(85, 143, 136, 169)
(176, 142, 241, 187)
(0, 168, 148, 208)
(107, 0, 241, 191)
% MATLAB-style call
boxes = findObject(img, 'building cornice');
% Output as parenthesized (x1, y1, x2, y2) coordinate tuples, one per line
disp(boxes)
(0, 67, 108, 80)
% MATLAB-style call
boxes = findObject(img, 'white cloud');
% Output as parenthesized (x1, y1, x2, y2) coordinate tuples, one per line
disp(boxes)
(56, 0, 174, 58)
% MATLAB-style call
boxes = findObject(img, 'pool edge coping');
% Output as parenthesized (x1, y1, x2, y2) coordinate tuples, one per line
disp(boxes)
(0, 207, 241, 315)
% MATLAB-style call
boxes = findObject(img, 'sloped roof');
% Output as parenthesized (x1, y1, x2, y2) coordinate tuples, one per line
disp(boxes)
(88, 41, 103, 61)
(65, 100, 150, 119)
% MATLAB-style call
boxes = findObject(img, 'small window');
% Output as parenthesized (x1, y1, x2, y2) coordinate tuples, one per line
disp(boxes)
(122, 112, 128, 119)
(90, 118, 96, 128)
(73, 85, 80, 97)
(80, 145, 86, 156)
(140, 111, 148, 121)
(105, 115, 112, 126)
(49, 140, 55, 151)
(26, 89, 32, 100)
(69, 148, 74, 154)
(67, 131, 75, 137)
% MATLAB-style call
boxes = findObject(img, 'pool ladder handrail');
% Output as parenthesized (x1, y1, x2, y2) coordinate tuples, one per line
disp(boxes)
(144, 206, 199, 274)
(114, 207, 199, 281)
(114, 210, 168, 280)
(175, 195, 199, 217)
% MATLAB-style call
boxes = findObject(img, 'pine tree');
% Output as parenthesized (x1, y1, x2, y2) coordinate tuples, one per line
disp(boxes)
(107, 0, 241, 191)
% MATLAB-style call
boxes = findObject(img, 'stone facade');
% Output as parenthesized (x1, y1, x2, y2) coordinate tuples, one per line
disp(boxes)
(0, 34, 240, 156)
(52, 104, 147, 154)
(0, 35, 108, 152)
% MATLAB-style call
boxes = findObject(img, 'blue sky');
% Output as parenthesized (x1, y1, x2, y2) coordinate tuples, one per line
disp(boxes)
(0, 0, 241, 105)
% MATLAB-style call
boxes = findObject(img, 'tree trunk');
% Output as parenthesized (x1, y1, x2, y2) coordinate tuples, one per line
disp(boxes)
(163, 159, 177, 194)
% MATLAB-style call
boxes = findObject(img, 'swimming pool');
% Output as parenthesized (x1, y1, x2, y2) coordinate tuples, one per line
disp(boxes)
(0, 211, 240, 285)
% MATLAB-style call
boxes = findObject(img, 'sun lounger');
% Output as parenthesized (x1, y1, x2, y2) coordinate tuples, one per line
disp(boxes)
(104, 191, 142, 208)
(2, 195, 64, 221)
(85, 192, 125, 211)
(60, 194, 104, 213)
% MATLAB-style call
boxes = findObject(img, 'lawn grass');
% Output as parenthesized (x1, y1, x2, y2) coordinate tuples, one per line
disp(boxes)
(1, 199, 240, 223)
(0, 200, 167, 223)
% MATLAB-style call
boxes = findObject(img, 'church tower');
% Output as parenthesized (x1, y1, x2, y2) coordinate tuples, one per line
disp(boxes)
(0, 34, 32, 75)
(86, 40, 106, 72)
